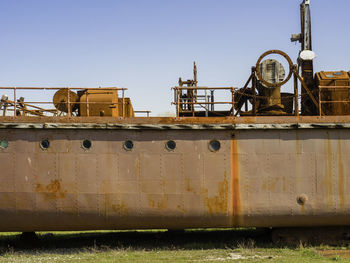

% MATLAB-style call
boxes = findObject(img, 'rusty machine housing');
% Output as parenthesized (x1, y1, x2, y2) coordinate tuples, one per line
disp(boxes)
(0, 0, 349, 233)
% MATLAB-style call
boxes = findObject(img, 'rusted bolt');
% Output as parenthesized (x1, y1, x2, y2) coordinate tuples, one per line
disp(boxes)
(297, 194, 308, 205)
(231, 133, 236, 138)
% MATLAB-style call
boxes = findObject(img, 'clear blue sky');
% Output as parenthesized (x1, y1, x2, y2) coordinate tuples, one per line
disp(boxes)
(0, 0, 349, 115)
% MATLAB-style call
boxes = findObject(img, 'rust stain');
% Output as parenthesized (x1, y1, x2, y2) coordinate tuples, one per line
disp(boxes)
(112, 203, 129, 215)
(111, 193, 129, 215)
(270, 177, 280, 192)
(231, 137, 241, 227)
(282, 176, 286, 192)
(201, 173, 228, 215)
(295, 131, 301, 193)
(105, 194, 110, 217)
(262, 177, 280, 192)
(324, 132, 334, 206)
(301, 204, 305, 214)
(135, 158, 140, 179)
(185, 178, 196, 194)
(177, 204, 186, 213)
(5, 115, 350, 125)
(147, 195, 168, 210)
(338, 139, 345, 211)
(36, 179, 67, 200)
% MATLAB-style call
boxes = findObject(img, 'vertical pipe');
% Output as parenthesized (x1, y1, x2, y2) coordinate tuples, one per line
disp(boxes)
(231, 87, 235, 117)
(67, 88, 71, 117)
(205, 90, 208, 117)
(176, 88, 180, 117)
(173, 88, 176, 113)
(86, 90, 89, 117)
(14, 87, 17, 117)
(293, 68, 299, 116)
(192, 87, 195, 117)
(122, 89, 125, 118)
(318, 87, 322, 116)
(252, 67, 257, 116)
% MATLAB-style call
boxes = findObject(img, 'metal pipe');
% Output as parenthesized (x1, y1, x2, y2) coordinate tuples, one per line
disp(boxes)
(122, 89, 125, 118)
(174, 86, 235, 90)
(293, 67, 299, 116)
(86, 90, 89, 117)
(67, 88, 71, 117)
(13, 87, 17, 117)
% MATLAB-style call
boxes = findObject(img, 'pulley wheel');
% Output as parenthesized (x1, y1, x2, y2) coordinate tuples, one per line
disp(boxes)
(53, 88, 79, 113)
(255, 50, 293, 87)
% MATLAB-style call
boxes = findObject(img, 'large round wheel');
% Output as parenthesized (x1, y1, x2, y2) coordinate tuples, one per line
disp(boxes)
(53, 88, 79, 113)
(255, 50, 293, 87)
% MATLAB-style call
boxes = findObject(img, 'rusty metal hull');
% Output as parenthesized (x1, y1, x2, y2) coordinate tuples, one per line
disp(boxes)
(0, 118, 349, 231)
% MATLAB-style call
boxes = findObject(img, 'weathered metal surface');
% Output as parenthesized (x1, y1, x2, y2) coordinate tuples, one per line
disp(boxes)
(0, 0, 348, 233)
(53, 89, 79, 113)
(0, 127, 348, 231)
(0, 129, 232, 231)
(316, 71, 350, 115)
(3, 115, 350, 124)
(78, 89, 119, 117)
(1, 119, 350, 130)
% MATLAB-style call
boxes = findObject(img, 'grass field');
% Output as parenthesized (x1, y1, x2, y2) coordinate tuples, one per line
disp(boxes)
(0, 229, 349, 262)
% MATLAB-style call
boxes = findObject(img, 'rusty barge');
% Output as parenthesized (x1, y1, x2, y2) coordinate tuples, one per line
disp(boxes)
(0, 0, 349, 235)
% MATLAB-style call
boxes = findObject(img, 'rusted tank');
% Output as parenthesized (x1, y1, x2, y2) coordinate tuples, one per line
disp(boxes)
(0, 0, 349, 234)
(52, 88, 135, 118)
(316, 71, 350, 115)
(77, 89, 134, 118)
(78, 89, 119, 117)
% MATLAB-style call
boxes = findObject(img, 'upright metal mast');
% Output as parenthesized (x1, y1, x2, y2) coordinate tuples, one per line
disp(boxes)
(291, 0, 316, 115)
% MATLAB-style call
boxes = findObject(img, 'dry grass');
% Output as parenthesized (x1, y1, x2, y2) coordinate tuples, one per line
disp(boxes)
(0, 229, 348, 262)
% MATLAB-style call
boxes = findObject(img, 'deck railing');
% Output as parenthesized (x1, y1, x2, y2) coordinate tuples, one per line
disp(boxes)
(172, 86, 236, 117)
(0, 87, 149, 118)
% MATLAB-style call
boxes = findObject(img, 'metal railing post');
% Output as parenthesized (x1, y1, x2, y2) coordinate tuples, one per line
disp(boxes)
(13, 87, 17, 117)
(122, 89, 125, 117)
(86, 90, 89, 117)
(293, 67, 299, 117)
(67, 88, 71, 117)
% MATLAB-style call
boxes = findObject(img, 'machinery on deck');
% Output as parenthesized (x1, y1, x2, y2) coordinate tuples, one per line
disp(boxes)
(174, 0, 350, 118)
(0, 0, 349, 243)
(0, 87, 135, 118)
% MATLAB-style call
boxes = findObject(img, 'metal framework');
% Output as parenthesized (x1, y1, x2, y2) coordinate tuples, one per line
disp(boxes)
(172, 86, 236, 117)
(0, 87, 151, 118)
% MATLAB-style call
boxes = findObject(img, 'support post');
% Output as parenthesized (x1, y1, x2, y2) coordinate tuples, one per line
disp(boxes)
(231, 87, 235, 117)
(67, 88, 71, 117)
(293, 66, 299, 117)
(86, 90, 89, 117)
(252, 67, 257, 116)
(13, 87, 17, 117)
(122, 89, 125, 118)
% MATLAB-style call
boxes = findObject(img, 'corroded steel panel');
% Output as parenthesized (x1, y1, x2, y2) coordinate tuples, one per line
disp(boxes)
(0, 127, 348, 231)
(236, 129, 350, 227)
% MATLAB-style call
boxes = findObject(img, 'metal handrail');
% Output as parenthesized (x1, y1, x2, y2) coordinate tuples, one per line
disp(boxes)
(173, 86, 236, 117)
(0, 86, 130, 118)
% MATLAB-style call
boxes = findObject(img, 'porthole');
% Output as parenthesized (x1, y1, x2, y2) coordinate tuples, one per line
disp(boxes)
(124, 140, 134, 151)
(165, 140, 176, 151)
(82, 139, 92, 150)
(40, 139, 50, 150)
(0, 140, 8, 149)
(209, 140, 221, 152)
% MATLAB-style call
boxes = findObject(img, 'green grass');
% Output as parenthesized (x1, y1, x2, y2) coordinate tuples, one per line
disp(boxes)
(0, 229, 349, 262)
